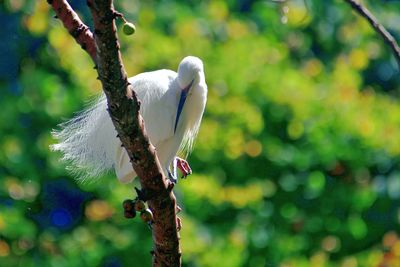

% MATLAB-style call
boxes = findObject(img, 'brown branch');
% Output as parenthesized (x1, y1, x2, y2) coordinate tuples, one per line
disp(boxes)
(344, 0, 400, 67)
(49, 0, 181, 266)
(87, 1, 181, 265)
(47, 0, 97, 62)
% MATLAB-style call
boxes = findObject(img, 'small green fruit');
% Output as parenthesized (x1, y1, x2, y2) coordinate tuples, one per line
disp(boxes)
(123, 22, 136, 35)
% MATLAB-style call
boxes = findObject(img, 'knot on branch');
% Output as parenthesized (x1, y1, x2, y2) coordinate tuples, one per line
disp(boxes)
(129, 153, 141, 164)
(135, 186, 158, 203)
(108, 102, 120, 112)
(100, 9, 117, 25)
(70, 24, 89, 39)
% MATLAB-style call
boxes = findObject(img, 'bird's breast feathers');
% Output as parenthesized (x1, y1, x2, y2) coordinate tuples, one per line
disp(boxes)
(127, 70, 179, 146)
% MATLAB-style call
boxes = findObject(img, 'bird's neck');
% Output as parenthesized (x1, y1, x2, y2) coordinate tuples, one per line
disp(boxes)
(181, 77, 207, 132)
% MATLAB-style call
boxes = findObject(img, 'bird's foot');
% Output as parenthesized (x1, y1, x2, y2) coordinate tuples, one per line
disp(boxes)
(176, 157, 192, 178)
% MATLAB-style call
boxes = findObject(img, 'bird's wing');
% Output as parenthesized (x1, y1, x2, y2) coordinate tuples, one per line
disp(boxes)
(129, 69, 179, 146)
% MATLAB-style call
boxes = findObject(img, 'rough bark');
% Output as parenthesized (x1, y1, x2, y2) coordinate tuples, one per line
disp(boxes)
(49, 0, 181, 266)
(47, 0, 96, 62)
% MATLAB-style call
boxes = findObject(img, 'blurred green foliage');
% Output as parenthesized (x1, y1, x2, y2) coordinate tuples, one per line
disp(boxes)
(1, 0, 400, 266)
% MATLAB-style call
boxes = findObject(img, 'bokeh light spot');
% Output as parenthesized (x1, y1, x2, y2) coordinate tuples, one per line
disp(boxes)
(305, 171, 325, 198)
(310, 251, 327, 267)
(383, 231, 398, 249)
(85, 200, 114, 221)
(349, 49, 368, 70)
(4, 0, 24, 11)
(341, 257, 358, 267)
(348, 215, 367, 240)
(244, 140, 262, 157)
(263, 180, 277, 198)
(321, 235, 340, 253)
(0, 240, 10, 257)
(280, 203, 297, 220)
(51, 209, 72, 227)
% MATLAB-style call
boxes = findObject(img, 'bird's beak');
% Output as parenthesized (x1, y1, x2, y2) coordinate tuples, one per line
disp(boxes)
(174, 80, 194, 133)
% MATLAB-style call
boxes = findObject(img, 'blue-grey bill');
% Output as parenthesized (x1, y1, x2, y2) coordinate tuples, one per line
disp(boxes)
(174, 80, 194, 133)
(174, 89, 188, 133)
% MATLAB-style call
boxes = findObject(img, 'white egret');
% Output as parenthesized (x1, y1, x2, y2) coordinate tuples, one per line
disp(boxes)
(51, 56, 207, 183)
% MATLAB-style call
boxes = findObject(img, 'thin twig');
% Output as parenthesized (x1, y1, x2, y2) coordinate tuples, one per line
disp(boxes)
(344, 0, 400, 67)
(47, 0, 97, 63)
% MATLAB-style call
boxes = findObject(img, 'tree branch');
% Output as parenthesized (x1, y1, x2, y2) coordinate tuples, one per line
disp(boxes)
(344, 0, 400, 67)
(47, 0, 97, 62)
(49, 0, 181, 266)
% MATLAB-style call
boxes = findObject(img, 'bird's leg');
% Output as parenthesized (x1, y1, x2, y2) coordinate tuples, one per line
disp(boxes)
(176, 157, 192, 178)
(167, 170, 178, 184)
(172, 157, 178, 179)
(167, 161, 178, 184)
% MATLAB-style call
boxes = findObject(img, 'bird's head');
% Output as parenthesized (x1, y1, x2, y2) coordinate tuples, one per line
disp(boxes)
(174, 56, 206, 133)
(177, 56, 204, 93)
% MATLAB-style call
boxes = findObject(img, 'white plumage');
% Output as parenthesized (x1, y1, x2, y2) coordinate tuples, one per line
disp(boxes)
(51, 56, 207, 183)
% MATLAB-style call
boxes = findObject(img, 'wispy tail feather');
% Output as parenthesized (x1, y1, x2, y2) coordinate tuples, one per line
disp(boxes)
(51, 94, 118, 181)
